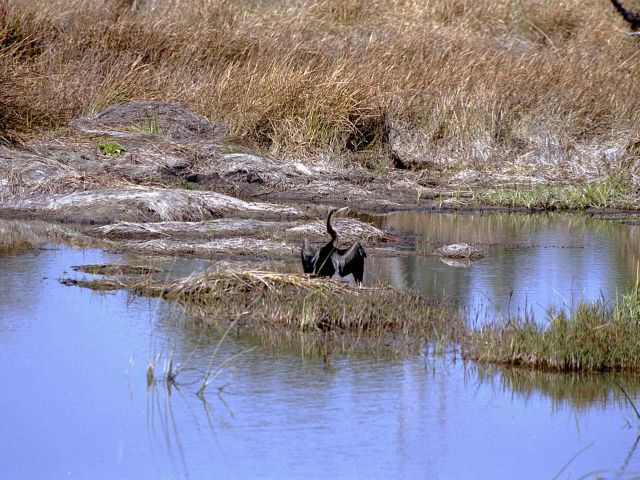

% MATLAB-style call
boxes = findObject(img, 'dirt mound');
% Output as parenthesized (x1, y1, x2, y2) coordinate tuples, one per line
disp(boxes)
(71, 101, 224, 142)
(5, 187, 303, 224)
(88, 218, 295, 240)
(112, 238, 294, 259)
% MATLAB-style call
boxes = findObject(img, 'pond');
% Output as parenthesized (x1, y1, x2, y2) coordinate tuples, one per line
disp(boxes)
(1, 214, 639, 479)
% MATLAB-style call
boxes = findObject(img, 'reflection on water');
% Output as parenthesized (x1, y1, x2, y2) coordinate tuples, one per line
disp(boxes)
(476, 365, 640, 412)
(369, 212, 640, 323)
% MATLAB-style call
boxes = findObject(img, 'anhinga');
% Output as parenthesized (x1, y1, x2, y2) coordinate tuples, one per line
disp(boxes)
(300, 207, 367, 285)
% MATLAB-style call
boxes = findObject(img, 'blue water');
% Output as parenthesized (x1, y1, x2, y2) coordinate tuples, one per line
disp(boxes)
(370, 211, 640, 323)
(1, 217, 640, 479)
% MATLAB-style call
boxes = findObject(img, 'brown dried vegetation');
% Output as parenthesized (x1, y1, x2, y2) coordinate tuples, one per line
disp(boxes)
(63, 268, 464, 353)
(1, 0, 639, 177)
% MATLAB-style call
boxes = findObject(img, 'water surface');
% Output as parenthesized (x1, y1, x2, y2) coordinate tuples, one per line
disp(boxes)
(369, 211, 640, 323)
(1, 217, 640, 479)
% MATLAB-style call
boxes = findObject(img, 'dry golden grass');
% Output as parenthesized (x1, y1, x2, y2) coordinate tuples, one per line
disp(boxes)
(71, 263, 162, 275)
(2, 0, 640, 173)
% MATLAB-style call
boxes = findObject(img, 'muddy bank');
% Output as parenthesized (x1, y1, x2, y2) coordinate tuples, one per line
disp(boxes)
(0, 102, 443, 225)
(0, 214, 394, 263)
(3, 101, 637, 228)
(3, 101, 636, 265)
(0, 102, 407, 261)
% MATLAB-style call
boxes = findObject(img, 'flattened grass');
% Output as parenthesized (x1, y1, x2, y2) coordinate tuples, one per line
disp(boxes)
(467, 276, 640, 371)
(71, 264, 161, 275)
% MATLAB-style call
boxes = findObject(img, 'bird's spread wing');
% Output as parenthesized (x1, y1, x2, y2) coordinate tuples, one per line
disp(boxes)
(300, 238, 318, 273)
(301, 238, 316, 257)
(332, 242, 365, 269)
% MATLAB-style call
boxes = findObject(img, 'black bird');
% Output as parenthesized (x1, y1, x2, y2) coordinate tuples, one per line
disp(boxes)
(610, 0, 640, 30)
(300, 207, 367, 285)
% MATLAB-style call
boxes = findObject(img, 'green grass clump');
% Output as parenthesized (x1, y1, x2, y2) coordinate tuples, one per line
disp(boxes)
(467, 275, 640, 371)
(220, 145, 246, 155)
(482, 174, 637, 210)
(163, 179, 196, 190)
(98, 142, 127, 156)
(137, 111, 161, 135)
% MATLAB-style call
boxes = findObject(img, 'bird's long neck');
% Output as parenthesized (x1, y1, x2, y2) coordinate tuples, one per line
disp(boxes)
(327, 210, 338, 244)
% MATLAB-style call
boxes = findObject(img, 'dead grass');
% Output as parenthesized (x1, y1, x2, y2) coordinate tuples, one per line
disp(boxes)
(111, 237, 294, 259)
(88, 219, 295, 240)
(62, 268, 464, 353)
(1, 0, 639, 177)
(87, 216, 386, 243)
(71, 263, 161, 275)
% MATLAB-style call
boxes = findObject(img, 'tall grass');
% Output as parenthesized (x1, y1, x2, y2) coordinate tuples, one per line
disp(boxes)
(1, 0, 639, 171)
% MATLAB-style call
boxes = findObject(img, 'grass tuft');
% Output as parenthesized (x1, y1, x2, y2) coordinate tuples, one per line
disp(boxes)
(98, 142, 127, 156)
(466, 270, 640, 371)
(482, 174, 638, 210)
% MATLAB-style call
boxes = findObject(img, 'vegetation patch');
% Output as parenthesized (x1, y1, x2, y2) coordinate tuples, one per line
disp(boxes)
(481, 174, 638, 211)
(162, 179, 197, 190)
(2, 0, 640, 179)
(98, 142, 127, 157)
(71, 264, 161, 275)
(137, 110, 161, 135)
(466, 276, 640, 371)
(61, 269, 464, 353)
